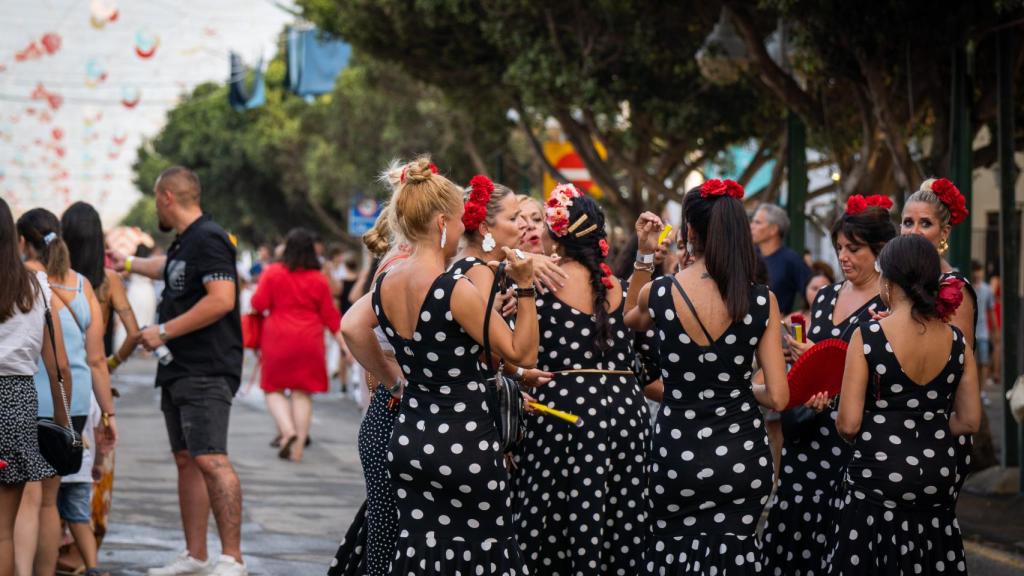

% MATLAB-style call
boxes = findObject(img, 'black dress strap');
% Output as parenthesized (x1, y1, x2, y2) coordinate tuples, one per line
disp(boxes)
(668, 276, 717, 347)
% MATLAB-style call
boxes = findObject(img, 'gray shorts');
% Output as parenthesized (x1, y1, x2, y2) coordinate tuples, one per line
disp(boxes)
(160, 376, 233, 457)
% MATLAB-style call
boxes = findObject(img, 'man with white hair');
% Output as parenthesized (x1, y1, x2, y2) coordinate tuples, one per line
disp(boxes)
(750, 203, 810, 314)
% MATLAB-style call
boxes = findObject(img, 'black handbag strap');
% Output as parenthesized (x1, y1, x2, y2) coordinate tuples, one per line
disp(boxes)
(482, 262, 507, 374)
(41, 289, 74, 433)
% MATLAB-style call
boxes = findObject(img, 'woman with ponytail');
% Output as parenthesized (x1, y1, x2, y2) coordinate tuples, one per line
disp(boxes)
(827, 234, 980, 574)
(761, 194, 896, 575)
(901, 177, 990, 494)
(624, 180, 789, 574)
(14, 208, 117, 575)
(512, 184, 650, 576)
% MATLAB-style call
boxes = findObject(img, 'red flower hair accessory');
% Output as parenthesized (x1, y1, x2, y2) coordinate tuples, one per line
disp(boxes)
(936, 276, 965, 322)
(846, 194, 893, 215)
(462, 174, 494, 232)
(545, 183, 582, 237)
(599, 262, 614, 289)
(399, 162, 438, 184)
(928, 178, 969, 226)
(700, 179, 744, 199)
(598, 238, 609, 257)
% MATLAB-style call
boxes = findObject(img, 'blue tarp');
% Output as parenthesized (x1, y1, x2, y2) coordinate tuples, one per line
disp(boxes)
(286, 28, 350, 97)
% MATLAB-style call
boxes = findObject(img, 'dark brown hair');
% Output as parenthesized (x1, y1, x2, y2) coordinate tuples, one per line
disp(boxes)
(61, 202, 106, 290)
(282, 228, 321, 271)
(0, 198, 41, 321)
(830, 206, 896, 256)
(17, 207, 71, 279)
(683, 186, 756, 321)
(877, 235, 942, 323)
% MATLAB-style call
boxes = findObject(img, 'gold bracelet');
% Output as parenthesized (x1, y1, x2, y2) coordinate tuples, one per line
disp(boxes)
(124, 256, 134, 274)
(107, 355, 121, 371)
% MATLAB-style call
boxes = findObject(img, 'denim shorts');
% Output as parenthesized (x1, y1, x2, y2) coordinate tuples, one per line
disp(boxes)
(57, 482, 92, 524)
(160, 376, 234, 457)
(976, 338, 991, 365)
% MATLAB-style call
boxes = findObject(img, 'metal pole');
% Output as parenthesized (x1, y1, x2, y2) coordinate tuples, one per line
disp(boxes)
(948, 42, 973, 272)
(786, 113, 807, 252)
(996, 29, 1021, 481)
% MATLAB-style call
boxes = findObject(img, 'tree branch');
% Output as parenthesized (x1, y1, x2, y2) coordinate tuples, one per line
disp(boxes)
(857, 50, 921, 192)
(514, 102, 569, 187)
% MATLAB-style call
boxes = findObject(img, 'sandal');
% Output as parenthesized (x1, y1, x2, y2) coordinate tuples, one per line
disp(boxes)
(278, 436, 298, 460)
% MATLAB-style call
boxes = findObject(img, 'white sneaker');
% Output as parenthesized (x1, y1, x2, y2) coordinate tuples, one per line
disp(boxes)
(208, 555, 248, 576)
(147, 551, 212, 576)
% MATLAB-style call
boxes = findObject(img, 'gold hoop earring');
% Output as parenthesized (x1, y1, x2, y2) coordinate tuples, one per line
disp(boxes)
(938, 238, 949, 255)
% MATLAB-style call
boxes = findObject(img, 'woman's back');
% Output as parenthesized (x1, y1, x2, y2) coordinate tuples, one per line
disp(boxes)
(35, 271, 91, 417)
(0, 271, 47, 376)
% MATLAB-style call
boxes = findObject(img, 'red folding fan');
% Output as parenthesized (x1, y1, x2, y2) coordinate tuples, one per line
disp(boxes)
(786, 338, 850, 409)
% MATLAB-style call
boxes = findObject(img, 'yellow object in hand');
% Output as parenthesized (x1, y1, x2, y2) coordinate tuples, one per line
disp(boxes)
(527, 401, 583, 427)
(658, 224, 673, 245)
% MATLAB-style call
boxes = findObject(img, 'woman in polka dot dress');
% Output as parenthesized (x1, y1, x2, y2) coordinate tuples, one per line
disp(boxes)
(513, 190, 650, 576)
(763, 197, 896, 575)
(899, 178, 981, 500)
(625, 180, 790, 575)
(354, 157, 539, 575)
(330, 198, 409, 576)
(828, 235, 981, 575)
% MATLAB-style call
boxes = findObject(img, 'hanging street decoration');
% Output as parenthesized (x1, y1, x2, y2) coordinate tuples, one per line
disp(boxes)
(89, 0, 119, 29)
(85, 58, 108, 87)
(134, 28, 160, 59)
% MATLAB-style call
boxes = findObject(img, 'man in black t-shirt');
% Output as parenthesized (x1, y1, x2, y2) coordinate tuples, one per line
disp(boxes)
(111, 167, 247, 576)
(750, 203, 811, 314)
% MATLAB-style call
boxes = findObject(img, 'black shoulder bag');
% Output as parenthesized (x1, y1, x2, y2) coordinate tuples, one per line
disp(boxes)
(38, 297, 84, 476)
(482, 262, 526, 453)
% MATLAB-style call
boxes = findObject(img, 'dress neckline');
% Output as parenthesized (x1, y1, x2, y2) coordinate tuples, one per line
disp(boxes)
(377, 272, 447, 342)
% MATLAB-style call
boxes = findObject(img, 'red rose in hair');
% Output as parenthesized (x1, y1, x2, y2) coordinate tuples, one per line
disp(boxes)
(865, 195, 893, 210)
(598, 238, 609, 257)
(930, 178, 969, 226)
(462, 203, 488, 232)
(845, 195, 868, 215)
(936, 277, 965, 322)
(700, 179, 727, 197)
(601, 276, 614, 289)
(724, 179, 745, 199)
(462, 175, 495, 232)
(599, 262, 612, 277)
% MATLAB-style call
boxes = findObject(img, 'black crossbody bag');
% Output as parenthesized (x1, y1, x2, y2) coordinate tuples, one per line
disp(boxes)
(37, 296, 84, 476)
(481, 262, 526, 453)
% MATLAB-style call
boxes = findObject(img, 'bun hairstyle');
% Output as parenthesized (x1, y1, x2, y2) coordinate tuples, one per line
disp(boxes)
(17, 207, 71, 279)
(906, 177, 969, 228)
(547, 191, 614, 352)
(363, 205, 394, 257)
(877, 235, 943, 323)
(385, 155, 462, 245)
(683, 180, 756, 321)
(831, 195, 897, 256)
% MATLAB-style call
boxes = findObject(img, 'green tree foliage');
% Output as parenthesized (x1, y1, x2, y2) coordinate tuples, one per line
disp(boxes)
(131, 47, 514, 243)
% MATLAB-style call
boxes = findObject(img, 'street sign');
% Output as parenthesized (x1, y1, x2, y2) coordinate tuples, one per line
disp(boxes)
(348, 197, 381, 236)
(542, 140, 605, 199)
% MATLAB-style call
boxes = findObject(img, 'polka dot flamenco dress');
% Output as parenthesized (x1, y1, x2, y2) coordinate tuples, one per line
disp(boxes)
(328, 385, 399, 576)
(643, 277, 774, 575)
(762, 282, 882, 575)
(825, 321, 968, 575)
(373, 269, 528, 575)
(942, 271, 976, 504)
(512, 289, 649, 576)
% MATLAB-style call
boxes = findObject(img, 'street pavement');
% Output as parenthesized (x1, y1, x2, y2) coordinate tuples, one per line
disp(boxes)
(96, 357, 1024, 575)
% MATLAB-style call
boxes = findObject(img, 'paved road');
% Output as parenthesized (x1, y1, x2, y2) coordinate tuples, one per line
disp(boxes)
(97, 358, 1024, 575)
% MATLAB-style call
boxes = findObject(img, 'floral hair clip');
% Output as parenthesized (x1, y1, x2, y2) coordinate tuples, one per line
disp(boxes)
(927, 178, 969, 226)
(599, 262, 614, 289)
(936, 276, 965, 322)
(546, 183, 582, 237)
(598, 238, 609, 257)
(700, 179, 744, 199)
(400, 162, 438, 184)
(845, 194, 893, 215)
(462, 175, 494, 232)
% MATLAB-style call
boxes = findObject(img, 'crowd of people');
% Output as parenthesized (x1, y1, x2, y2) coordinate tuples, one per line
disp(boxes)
(0, 155, 996, 576)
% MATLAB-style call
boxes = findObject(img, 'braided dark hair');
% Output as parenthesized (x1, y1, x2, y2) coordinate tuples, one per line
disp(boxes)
(548, 194, 613, 352)
(877, 235, 942, 323)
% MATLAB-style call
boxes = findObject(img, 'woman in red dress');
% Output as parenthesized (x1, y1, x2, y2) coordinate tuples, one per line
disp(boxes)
(251, 228, 342, 462)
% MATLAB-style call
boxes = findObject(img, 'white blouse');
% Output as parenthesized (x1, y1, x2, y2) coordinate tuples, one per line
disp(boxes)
(0, 271, 49, 376)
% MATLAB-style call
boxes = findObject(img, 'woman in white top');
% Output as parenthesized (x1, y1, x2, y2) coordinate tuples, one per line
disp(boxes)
(0, 198, 74, 576)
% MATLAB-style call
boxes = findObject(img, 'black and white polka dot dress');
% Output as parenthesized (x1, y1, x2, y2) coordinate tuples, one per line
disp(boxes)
(643, 277, 774, 575)
(0, 375, 58, 485)
(942, 271, 976, 503)
(373, 270, 528, 575)
(825, 321, 968, 575)
(762, 282, 883, 575)
(512, 288, 649, 576)
(328, 385, 400, 576)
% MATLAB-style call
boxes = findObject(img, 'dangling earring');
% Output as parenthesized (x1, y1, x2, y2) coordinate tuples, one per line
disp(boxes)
(883, 281, 891, 304)
(440, 227, 447, 249)
(938, 238, 949, 255)
(482, 232, 496, 252)
(686, 242, 694, 256)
